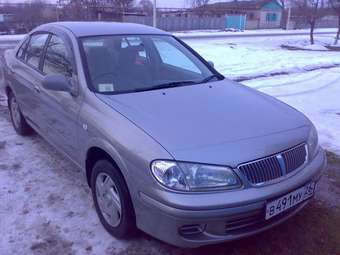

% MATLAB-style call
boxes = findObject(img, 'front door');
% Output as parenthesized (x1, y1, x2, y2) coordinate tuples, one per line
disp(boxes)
(37, 33, 81, 163)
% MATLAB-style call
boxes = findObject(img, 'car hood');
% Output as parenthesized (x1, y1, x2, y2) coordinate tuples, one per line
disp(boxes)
(96, 80, 311, 166)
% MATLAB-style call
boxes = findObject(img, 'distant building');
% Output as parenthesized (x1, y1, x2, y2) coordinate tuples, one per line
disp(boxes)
(197, 0, 283, 29)
(0, 13, 14, 22)
(0, 13, 15, 34)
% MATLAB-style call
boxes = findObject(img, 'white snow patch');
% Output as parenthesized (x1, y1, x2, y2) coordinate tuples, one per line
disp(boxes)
(174, 28, 337, 38)
(0, 34, 25, 42)
(281, 34, 340, 51)
(0, 109, 129, 254)
(182, 35, 340, 153)
(243, 68, 340, 154)
(184, 34, 340, 80)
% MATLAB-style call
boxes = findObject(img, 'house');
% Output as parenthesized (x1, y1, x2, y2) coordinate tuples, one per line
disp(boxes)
(0, 13, 15, 34)
(197, 0, 283, 29)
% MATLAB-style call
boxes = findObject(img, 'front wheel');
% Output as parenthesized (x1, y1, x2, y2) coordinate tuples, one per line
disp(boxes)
(8, 91, 32, 136)
(91, 160, 136, 238)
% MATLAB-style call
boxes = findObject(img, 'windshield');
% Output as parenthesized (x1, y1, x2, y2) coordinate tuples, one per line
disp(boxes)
(81, 35, 221, 94)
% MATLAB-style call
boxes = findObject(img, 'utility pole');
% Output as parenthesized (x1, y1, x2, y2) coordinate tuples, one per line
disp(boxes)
(286, 0, 292, 30)
(153, 0, 157, 27)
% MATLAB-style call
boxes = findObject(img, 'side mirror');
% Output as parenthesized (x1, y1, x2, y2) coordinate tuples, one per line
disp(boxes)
(42, 74, 72, 93)
(208, 61, 215, 68)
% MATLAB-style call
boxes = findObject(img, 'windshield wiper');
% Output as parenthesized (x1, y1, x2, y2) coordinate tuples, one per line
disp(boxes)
(130, 76, 221, 93)
(200, 74, 221, 84)
(133, 80, 198, 92)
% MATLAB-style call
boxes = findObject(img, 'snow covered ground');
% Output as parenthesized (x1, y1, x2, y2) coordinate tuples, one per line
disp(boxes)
(0, 33, 340, 254)
(0, 34, 25, 42)
(243, 68, 340, 154)
(184, 34, 340, 81)
(174, 28, 337, 38)
(0, 108, 131, 254)
(181, 34, 340, 153)
(281, 36, 340, 51)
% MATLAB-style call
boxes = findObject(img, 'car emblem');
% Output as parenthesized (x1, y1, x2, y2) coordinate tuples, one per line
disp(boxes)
(276, 154, 287, 175)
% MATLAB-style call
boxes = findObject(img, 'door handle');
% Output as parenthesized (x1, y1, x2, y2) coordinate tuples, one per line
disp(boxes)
(34, 85, 40, 93)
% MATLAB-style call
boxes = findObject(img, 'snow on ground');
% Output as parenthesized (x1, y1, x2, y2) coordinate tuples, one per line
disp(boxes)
(0, 107, 130, 254)
(242, 68, 340, 154)
(281, 37, 340, 51)
(182, 35, 340, 153)
(174, 28, 337, 38)
(184, 34, 340, 80)
(0, 34, 25, 42)
(0, 33, 340, 254)
(0, 28, 337, 44)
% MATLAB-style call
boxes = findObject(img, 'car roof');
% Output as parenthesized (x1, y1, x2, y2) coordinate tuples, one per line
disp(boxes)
(38, 21, 169, 37)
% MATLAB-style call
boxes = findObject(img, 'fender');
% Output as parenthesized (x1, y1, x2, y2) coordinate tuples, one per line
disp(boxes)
(83, 137, 130, 179)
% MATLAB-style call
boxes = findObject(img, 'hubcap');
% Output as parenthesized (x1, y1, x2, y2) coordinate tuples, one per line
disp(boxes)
(95, 173, 122, 227)
(10, 96, 21, 129)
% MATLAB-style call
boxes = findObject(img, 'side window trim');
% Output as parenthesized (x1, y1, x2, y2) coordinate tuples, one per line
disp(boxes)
(47, 28, 78, 76)
(39, 33, 52, 72)
(16, 37, 30, 60)
(41, 33, 74, 77)
(22, 32, 50, 75)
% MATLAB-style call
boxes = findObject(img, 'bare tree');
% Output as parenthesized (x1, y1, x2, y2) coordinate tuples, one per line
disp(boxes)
(330, 0, 340, 44)
(139, 0, 153, 15)
(294, 0, 323, 44)
(115, 0, 134, 13)
(16, 0, 50, 32)
(59, 0, 105, 21)
(191, 0, 210, 8)
(279, 0, 287, 28)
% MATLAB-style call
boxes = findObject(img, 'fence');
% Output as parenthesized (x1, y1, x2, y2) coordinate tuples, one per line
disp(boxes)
(123, 15, 225, 31)
(124, 14, 338, 32)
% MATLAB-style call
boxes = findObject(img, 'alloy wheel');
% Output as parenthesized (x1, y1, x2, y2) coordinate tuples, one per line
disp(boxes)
(95, 172, 122, 227)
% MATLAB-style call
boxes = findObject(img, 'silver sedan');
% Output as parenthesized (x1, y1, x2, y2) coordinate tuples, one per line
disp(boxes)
(2, 22, 326, 248)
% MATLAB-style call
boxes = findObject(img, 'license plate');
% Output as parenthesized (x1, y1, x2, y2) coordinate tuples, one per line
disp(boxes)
(265, 182, 315, 220)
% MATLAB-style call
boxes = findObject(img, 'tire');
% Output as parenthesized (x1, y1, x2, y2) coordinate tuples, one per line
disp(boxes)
(91, 159, 136, 238)
(8, 91, 32, 136)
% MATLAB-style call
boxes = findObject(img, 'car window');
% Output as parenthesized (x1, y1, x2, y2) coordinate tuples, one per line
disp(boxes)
(16, 37, 29, 60)
(81, 35, 214, 94)
(26, 33, 49, 70)
(152, 38, 201, 74)
(42, 35, 73, 77)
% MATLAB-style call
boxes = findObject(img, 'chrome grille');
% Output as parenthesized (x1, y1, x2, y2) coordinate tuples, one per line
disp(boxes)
(283, 144, 307, 174)
(238, 144, 307, 185)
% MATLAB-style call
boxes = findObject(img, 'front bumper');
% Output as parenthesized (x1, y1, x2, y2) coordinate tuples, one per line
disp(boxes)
(136, 148, 327, 248)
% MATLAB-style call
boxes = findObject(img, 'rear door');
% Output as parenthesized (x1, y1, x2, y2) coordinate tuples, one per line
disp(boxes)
(8, 33, 49, 130)
(37, 31, 81, 162)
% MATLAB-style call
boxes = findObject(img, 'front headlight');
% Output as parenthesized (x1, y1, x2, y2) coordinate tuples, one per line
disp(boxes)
(151, 160, 242, 192)
(307, 125, 319, 159)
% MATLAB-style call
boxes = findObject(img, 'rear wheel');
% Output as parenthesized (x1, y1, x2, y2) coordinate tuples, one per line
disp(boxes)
(91, 160, 136, 238)
(8, 91, 32, 136)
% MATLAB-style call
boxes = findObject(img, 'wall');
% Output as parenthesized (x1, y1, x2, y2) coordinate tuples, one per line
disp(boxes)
(246, 20, 260, 29)
(245, 10, 261, 29)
